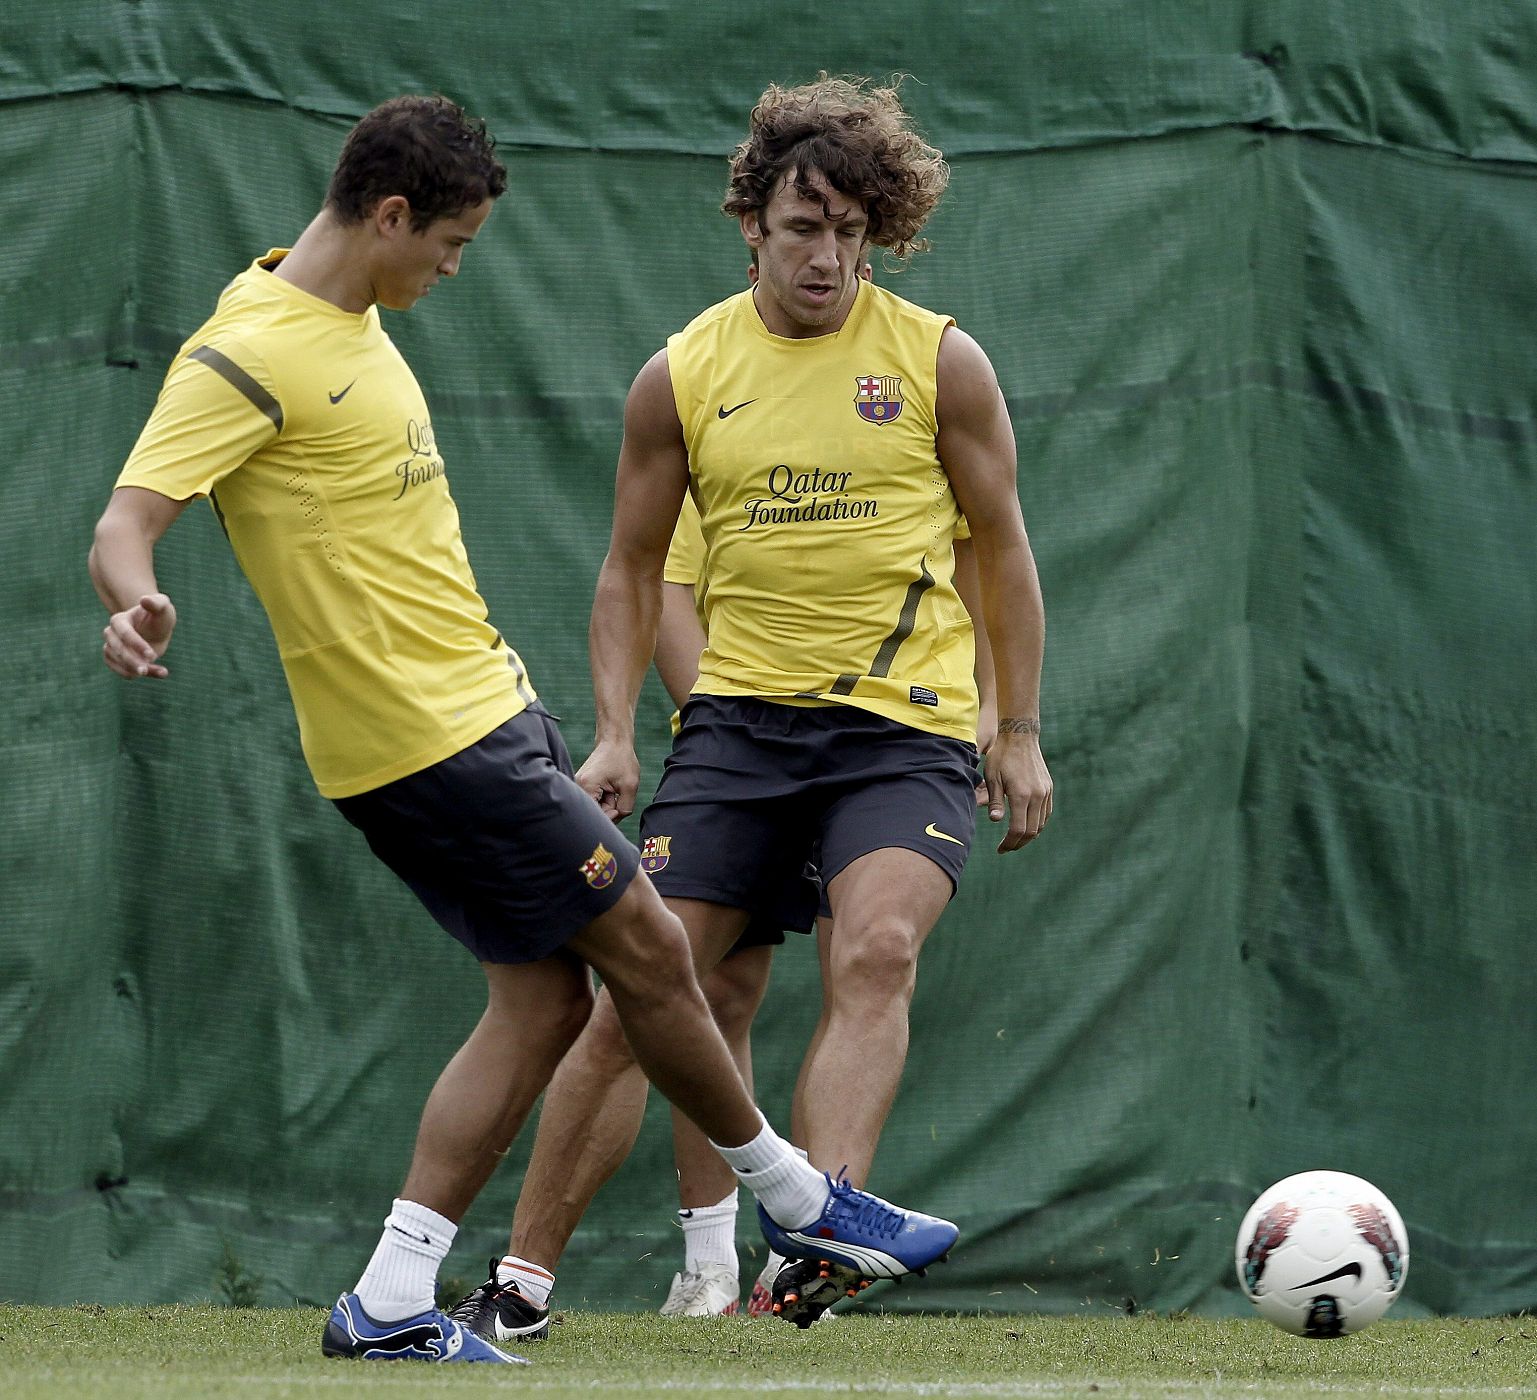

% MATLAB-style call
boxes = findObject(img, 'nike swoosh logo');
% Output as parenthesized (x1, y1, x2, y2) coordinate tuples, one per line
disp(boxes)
(925, 823, 964, 846)
(328, 381, 357, 404)
(388, 1223, 433, 1245)
(1291, 1262, 1363, 1289)
(717, 399, 756, 418)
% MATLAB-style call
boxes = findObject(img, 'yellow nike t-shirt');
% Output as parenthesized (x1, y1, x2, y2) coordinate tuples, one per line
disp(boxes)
(666, 281, 977, 742)
(117, 251, 535, 797)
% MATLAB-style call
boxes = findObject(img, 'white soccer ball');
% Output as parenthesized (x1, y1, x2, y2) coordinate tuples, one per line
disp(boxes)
(1235, 1170, 1409, 1337)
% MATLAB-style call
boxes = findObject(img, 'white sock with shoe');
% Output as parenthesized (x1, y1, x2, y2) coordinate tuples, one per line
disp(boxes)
(353, 1198, 456, 1322)
(495, 1255, 555, 1308)
(679, 1190, 739, 1275)
(711, 1114, 829, 1230)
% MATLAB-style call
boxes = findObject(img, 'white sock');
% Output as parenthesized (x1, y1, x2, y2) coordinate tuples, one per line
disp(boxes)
(495, 1255, 554, 1308)
(711, 1115, 829, 1231)
(751, 1148, 803, 1285)
(678, 1190, 739, 1274)
(353, 1199, 456, 1323)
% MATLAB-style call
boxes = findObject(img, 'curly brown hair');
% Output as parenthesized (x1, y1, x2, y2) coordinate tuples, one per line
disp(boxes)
(722, 75, 948, 263)
(327, 95, 507, 232)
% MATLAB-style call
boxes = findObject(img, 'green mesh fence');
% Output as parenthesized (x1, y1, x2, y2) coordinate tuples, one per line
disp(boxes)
(2, 2, 1534, 1317)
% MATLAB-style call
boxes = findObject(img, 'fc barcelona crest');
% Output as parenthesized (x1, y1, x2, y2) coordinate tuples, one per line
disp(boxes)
(579, 842, 618, 889)
(855, 374, 903, 425)
(640, 834, 672, 874)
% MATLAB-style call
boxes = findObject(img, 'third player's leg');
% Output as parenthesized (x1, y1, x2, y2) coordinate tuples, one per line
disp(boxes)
(507, 882, 750, 1269)
(790, 914, 835, 1147)
(798, 849, 952, 1186)
(672, 944, 774, 1209)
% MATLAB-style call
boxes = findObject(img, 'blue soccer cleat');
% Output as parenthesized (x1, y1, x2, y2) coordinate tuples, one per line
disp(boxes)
(322, 1292, 529, 1364)
(756, 1174, 958, 1281)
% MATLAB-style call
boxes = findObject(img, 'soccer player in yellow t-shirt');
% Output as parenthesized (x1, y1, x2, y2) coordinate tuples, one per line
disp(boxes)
(655, 487, 999, 1320)
(483, 75, 1052, 1333)
(88, 94, 959, 1365)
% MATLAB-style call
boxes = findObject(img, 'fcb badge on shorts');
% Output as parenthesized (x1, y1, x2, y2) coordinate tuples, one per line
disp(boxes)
(854, 374, 903, 425)
(640, 835, 671, 874)
(579, 842, 618, 889)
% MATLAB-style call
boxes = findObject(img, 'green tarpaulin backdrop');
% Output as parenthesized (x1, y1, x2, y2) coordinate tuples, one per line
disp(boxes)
(3, 2, 1534, 1317)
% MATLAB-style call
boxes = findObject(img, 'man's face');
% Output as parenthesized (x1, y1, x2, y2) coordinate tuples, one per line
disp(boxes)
(742, 168, 869, 338)
(372, 198, 494, 311)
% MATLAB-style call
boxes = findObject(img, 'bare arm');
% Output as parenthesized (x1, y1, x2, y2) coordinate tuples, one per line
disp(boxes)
(937, 327, 1053, 850)
(577, 348, 691, 818)
(88, 486, 192, 679)
(654, 581, 707, 711)
(950, 535, 997, 757)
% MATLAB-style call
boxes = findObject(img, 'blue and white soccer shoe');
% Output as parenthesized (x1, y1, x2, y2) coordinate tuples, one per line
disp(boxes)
(322, 1292, 529, 1364)
(757, 1174, 959, 1280)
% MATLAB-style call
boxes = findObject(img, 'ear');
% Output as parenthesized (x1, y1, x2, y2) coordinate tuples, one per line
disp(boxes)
(740, 211, 765, 249)
(372, 194, 412, 236)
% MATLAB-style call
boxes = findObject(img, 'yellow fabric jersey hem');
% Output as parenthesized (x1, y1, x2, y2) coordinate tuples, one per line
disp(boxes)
(314, 695, 526, 800)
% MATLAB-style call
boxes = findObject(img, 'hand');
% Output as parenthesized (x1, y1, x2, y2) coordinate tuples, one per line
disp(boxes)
(983, 727, 1053, 852)
(102, 593, 176, 679)
(575, 738, 642, 822)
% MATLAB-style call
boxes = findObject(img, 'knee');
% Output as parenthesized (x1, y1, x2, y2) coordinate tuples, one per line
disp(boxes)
(832, 918, 920, 1006)
(707, 965, 768, 1038)
(614, 902, 695, 988)
(580, 989, 644, 1076)
(703, 953, 769, 1039)
(597, 911, 701, 1030)
(548, 981, 596, 1055)
(502, 974, 595, 1075)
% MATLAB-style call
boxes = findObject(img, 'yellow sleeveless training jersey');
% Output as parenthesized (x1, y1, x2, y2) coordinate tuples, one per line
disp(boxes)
(666, 281, 977, 742)
(117, 251, 534, 797)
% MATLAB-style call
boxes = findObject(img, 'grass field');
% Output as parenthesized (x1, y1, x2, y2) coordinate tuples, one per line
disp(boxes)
(2, 1306, 1532, 1399)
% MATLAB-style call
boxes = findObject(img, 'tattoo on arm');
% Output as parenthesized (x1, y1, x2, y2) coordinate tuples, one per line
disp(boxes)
(998, 717, 1041, 735)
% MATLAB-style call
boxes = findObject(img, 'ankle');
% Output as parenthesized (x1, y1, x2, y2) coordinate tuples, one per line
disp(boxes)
(496, 1255, 554, 1308)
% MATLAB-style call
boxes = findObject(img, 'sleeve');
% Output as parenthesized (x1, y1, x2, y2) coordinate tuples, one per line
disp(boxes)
(663, 489, 705, 587)
(115, 338, 282, 499)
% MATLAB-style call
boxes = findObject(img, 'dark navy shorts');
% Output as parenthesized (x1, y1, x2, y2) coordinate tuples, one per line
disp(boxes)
(334, 705, 640, 965)
(638, 696, 979, 933)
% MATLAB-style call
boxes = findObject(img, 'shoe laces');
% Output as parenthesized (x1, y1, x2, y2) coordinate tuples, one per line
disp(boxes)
(826, 1171, 904, 1241)
(449, 1260, 532, 1321)
(673, 1270, 719, 1307)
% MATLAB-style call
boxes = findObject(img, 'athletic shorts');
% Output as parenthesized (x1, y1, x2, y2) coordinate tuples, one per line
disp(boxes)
(333, 704, 640, 964)
(638, 696, 979, 932)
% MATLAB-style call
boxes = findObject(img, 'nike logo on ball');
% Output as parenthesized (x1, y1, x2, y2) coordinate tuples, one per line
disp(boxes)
(717, 399, 756, 418)
(1291, 1262, 1363, 1289)
(925, 823, 964, 846)
(329, 381, 357, 404)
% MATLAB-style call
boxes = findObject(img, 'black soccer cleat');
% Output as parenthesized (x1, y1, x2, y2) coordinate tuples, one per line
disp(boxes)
(769, 1257, 873, 1329)
(447, 1259, 551, 1344)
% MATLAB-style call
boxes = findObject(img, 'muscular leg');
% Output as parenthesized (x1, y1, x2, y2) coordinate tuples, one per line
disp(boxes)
(397, 952, 595, 1221)
(797, 849, 952, 1186)
(672, 944, 773, 1209)
(508, 885, 750, 1268)
(789, 915, 834, 1148)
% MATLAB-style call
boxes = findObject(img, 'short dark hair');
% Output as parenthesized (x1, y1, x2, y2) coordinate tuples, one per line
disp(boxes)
(723, 74, 948, 264)
(327, 95, 507, 231)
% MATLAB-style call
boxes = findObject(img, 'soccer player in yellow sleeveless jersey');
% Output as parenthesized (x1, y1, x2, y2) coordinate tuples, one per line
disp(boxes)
(655, 486, 1000, 1319)
(502, 76, 1052, 1330)
(88, 94, 956, 1366)
(669, 277, 979, 740)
